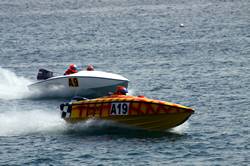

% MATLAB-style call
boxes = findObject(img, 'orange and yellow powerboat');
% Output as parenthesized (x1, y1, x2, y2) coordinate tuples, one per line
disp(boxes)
(60, 94, 194, 131)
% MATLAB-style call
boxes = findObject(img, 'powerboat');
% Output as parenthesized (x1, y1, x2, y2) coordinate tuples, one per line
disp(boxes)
(28, 69, 129, 98)
(60, 94, 194, 131)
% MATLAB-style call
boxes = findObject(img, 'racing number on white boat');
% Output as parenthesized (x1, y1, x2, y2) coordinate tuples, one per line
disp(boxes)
(68, 78, 79, 87)
(110, 103, 129, 115)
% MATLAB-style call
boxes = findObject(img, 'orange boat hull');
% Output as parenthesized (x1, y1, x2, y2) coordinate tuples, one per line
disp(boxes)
(60, 95, 194, 131)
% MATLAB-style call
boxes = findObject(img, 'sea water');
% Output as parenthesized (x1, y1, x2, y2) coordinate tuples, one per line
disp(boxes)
(0, 0, 249, 165)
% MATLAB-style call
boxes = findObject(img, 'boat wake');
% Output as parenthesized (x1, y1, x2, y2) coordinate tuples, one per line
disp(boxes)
(0, 109, 66, 136)
(0, 67, 34, 100)
(0, 108, 189, 137)
(0, 67, 50, 100)
(0, 111, 129, 137)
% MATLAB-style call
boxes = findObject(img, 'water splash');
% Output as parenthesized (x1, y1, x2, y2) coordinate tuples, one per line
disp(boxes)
(0, 107, 189, 136)
(127, 88, 135, 96)
(0, 67, 33, 100)
(169, 122, 189, 134)
(69, 119, 118, 129)
(0, 109, 66, 136)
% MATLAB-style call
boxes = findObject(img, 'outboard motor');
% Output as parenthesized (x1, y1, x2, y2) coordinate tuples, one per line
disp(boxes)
(37, 69, 54, 80)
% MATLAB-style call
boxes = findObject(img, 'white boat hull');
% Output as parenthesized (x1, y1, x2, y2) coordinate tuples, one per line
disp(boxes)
(28, 71, 129, 99)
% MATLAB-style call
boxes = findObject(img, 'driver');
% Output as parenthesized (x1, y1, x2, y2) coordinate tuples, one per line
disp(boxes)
(64, 64, 78, 75)
(114, 86, 128, 95)
(86, 64, 94, 71)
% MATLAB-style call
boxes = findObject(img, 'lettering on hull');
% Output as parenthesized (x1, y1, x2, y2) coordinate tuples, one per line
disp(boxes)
(69, 78, 79, 87)
(110, 102, 129, 115)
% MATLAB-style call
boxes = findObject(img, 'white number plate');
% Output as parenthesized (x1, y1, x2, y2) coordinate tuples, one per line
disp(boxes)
(110, 102, 130, 115)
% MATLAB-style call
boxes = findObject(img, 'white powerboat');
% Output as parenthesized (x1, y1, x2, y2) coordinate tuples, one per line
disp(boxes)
(28, 69, 129, 99)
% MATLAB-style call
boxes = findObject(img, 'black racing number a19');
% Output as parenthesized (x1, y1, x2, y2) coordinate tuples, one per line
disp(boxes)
(110, 103, 129, 115)
(69, 78, 79, 87)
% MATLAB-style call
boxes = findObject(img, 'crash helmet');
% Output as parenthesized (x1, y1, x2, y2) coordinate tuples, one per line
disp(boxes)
(116, 86, 128, 95)
(86, 64, 94, 71)
(69, 64, 78, 72)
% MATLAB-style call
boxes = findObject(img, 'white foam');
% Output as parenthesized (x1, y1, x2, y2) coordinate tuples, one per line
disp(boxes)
(127, 88, 135, 96)
(0, 67, 33, 100)
(67, 119, 116, 130)
(169, 122, 189, 134)
(0, 109, 66, 136)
